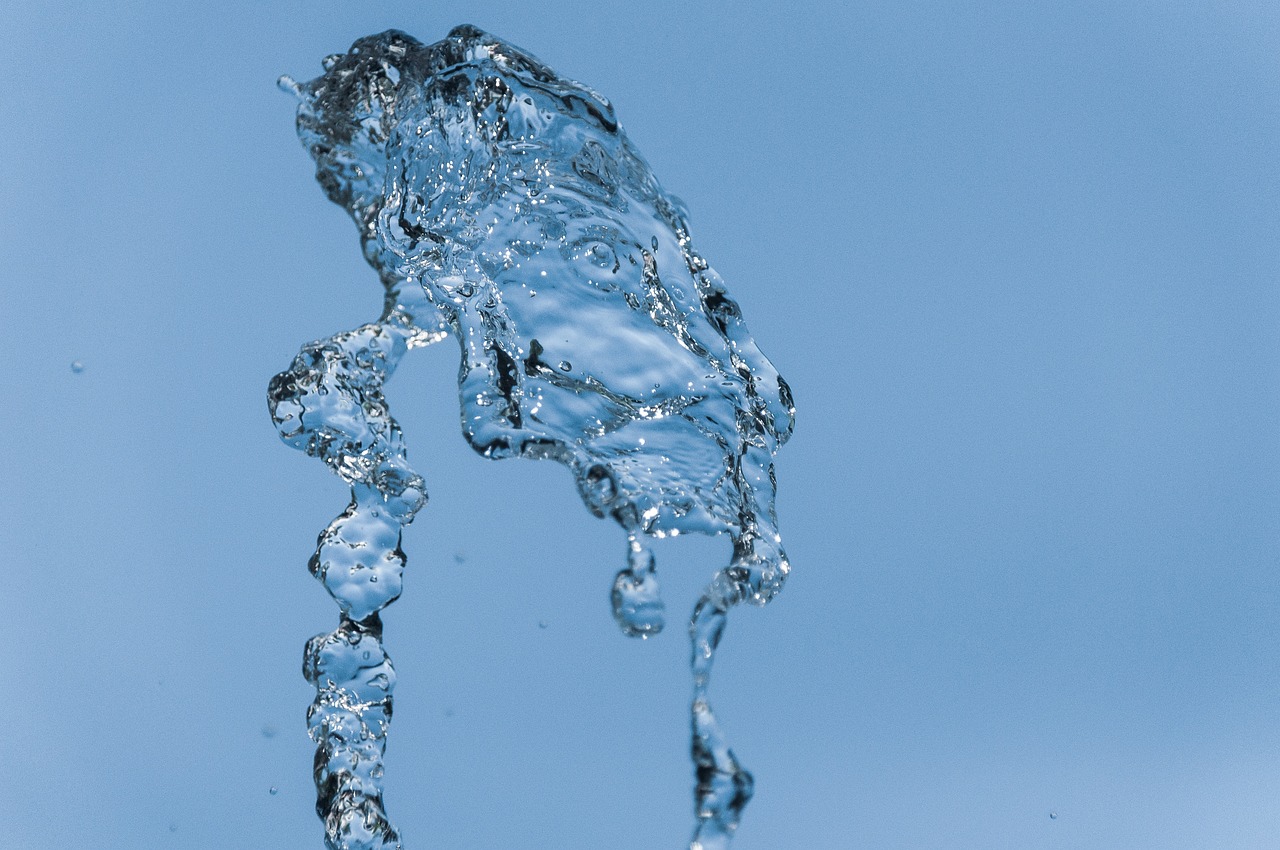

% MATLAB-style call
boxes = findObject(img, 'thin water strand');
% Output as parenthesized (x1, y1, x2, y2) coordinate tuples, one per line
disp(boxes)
(690, 586, 753, 850)
(271, 25, 794, 848)
(270, 311, 428, 848)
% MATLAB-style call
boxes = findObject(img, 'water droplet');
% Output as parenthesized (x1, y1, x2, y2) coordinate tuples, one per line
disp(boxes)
(538, 620, 548, 629)
(1049, 811, 1058, 820)
(270, 786, 279, 796)
(276, 75, 301, 97)
(611, 545, 665, 638)
(70, 360, 84, 373)
(260, 723, 278, 739)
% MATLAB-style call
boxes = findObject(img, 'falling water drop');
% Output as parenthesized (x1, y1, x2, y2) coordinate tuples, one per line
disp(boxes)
(612, 535, 666, 638)
(70, 360, 84, 373)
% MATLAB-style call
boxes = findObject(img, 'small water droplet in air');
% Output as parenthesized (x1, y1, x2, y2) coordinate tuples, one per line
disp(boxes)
(70, 360, 84, 373)
(168, 824, 178, 833)
(538, 620, 548, 629)
(1049, 811, 1058, 820)
(270, 786, 279, 796)
(260, 723, 278, 739)
(558, 360, 572, 371)
(453, 551, 466, 564)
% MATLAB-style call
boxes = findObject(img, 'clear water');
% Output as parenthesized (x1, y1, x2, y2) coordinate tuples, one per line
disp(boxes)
(269, 26, 794, 849)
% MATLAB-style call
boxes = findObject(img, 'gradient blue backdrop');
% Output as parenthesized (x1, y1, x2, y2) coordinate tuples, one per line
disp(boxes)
(2, 2, 1278, 848)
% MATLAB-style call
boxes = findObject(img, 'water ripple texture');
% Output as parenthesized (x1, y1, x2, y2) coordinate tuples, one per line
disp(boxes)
(269, 26, 794, 849)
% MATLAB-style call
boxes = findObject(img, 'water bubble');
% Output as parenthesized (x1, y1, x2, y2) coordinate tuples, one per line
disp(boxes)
(1050, 811, 1058, 820)
(270, 786, 279, 796)
(70, 360, 84, 373)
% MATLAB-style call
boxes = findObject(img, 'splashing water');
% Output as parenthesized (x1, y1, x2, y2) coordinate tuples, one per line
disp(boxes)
(268, 26, 794, 849)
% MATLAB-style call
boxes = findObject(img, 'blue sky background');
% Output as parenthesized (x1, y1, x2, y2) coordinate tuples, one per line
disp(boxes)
(2, 2, 1278, 848)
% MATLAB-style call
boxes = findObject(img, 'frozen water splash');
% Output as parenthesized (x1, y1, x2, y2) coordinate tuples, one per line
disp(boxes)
(269, 25, 794, 849)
